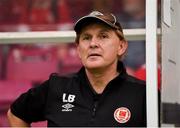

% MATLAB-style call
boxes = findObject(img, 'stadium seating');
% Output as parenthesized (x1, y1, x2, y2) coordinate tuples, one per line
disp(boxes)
(6, 46, 58, 83)
(58, 45, 82, 75)
(0, 46, 2, 79)
(0, 80, 32, 103)
(0, 80, 32, 126)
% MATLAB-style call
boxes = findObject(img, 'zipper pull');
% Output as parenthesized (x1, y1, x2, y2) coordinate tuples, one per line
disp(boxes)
(92, 101, 98, 117)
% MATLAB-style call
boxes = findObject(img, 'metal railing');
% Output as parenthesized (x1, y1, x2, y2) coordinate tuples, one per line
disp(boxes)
(0, 28, 153, 44)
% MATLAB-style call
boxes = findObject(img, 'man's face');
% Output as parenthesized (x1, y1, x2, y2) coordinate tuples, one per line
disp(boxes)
(77, 23, 127, 71)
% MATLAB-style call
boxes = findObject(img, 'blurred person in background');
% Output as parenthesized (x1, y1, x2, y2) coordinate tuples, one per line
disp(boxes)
(7, 11, 146, 127)
(116, 0, 146, 71)
(26, 0, 55, 31)
(135, 39, 161, 90)
(0, 0, 29, 32)
(54, 0, 73, 30)
(92, 0, 113, 13)
(0, 0, 18, 25)
(66, 0, 92, 22)
(28, 0, 55, 25)
(117, 0, 145, 28)
(134, 39, 161, 127)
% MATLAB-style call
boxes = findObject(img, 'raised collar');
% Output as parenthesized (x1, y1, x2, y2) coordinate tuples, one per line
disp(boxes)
(77, 61, 128, 94)
(78, 61, 127, 76)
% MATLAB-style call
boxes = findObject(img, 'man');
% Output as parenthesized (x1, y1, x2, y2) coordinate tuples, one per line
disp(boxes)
(7, 11, 146, 127)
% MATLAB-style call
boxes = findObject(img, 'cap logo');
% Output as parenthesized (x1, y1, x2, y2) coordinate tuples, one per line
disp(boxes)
(114, 107, 131, 124)
(89, 11, 104, 16)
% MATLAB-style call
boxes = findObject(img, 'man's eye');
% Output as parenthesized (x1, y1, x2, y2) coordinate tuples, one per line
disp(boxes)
(100, 34, 108, 39)
(82, 36, 90, 40)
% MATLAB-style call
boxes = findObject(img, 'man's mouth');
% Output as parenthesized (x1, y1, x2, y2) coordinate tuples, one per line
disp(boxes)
(88, 53, 101, 57)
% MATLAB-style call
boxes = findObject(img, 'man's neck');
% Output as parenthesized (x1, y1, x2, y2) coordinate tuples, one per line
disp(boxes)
(85, 64, 119, 94)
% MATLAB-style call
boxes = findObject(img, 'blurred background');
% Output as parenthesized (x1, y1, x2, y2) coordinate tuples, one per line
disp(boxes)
(0, 0, 162, 127)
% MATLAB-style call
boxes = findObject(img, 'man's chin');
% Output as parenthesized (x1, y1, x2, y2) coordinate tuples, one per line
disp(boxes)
(85, 62, 104, 70)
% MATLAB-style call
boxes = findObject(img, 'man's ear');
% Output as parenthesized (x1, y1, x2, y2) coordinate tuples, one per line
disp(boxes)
(118, 40, 128, 56)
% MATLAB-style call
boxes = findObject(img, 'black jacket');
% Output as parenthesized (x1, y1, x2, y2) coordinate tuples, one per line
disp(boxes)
(11, 61, 146, 127)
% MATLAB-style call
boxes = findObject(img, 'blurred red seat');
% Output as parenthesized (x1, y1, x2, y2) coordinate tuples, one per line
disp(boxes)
(32, 121, 47, 127)
(6, 47, 58, 83)
(0, 80, 48, 127)
(0, 80, 47, 127)
(0, 80, 32, 103)
(58, 46, 82, 75)
(0, 46, 2, 79)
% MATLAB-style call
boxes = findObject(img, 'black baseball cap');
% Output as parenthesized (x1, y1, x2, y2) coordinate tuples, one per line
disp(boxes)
(74, 11, 123, 34)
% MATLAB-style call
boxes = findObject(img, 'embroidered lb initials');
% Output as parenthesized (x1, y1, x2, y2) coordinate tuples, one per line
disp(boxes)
(63, 93, 75, 103)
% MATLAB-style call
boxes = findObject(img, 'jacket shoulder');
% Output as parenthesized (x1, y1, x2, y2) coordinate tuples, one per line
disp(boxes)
(49, 72, 79, 82)
(126, 74, 146, 86)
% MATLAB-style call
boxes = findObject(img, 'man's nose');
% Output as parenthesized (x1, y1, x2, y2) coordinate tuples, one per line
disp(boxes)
(89, 37, 99, 48)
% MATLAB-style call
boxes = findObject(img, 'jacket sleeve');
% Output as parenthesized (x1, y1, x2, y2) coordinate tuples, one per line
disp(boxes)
(10, 79, 50, 123)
